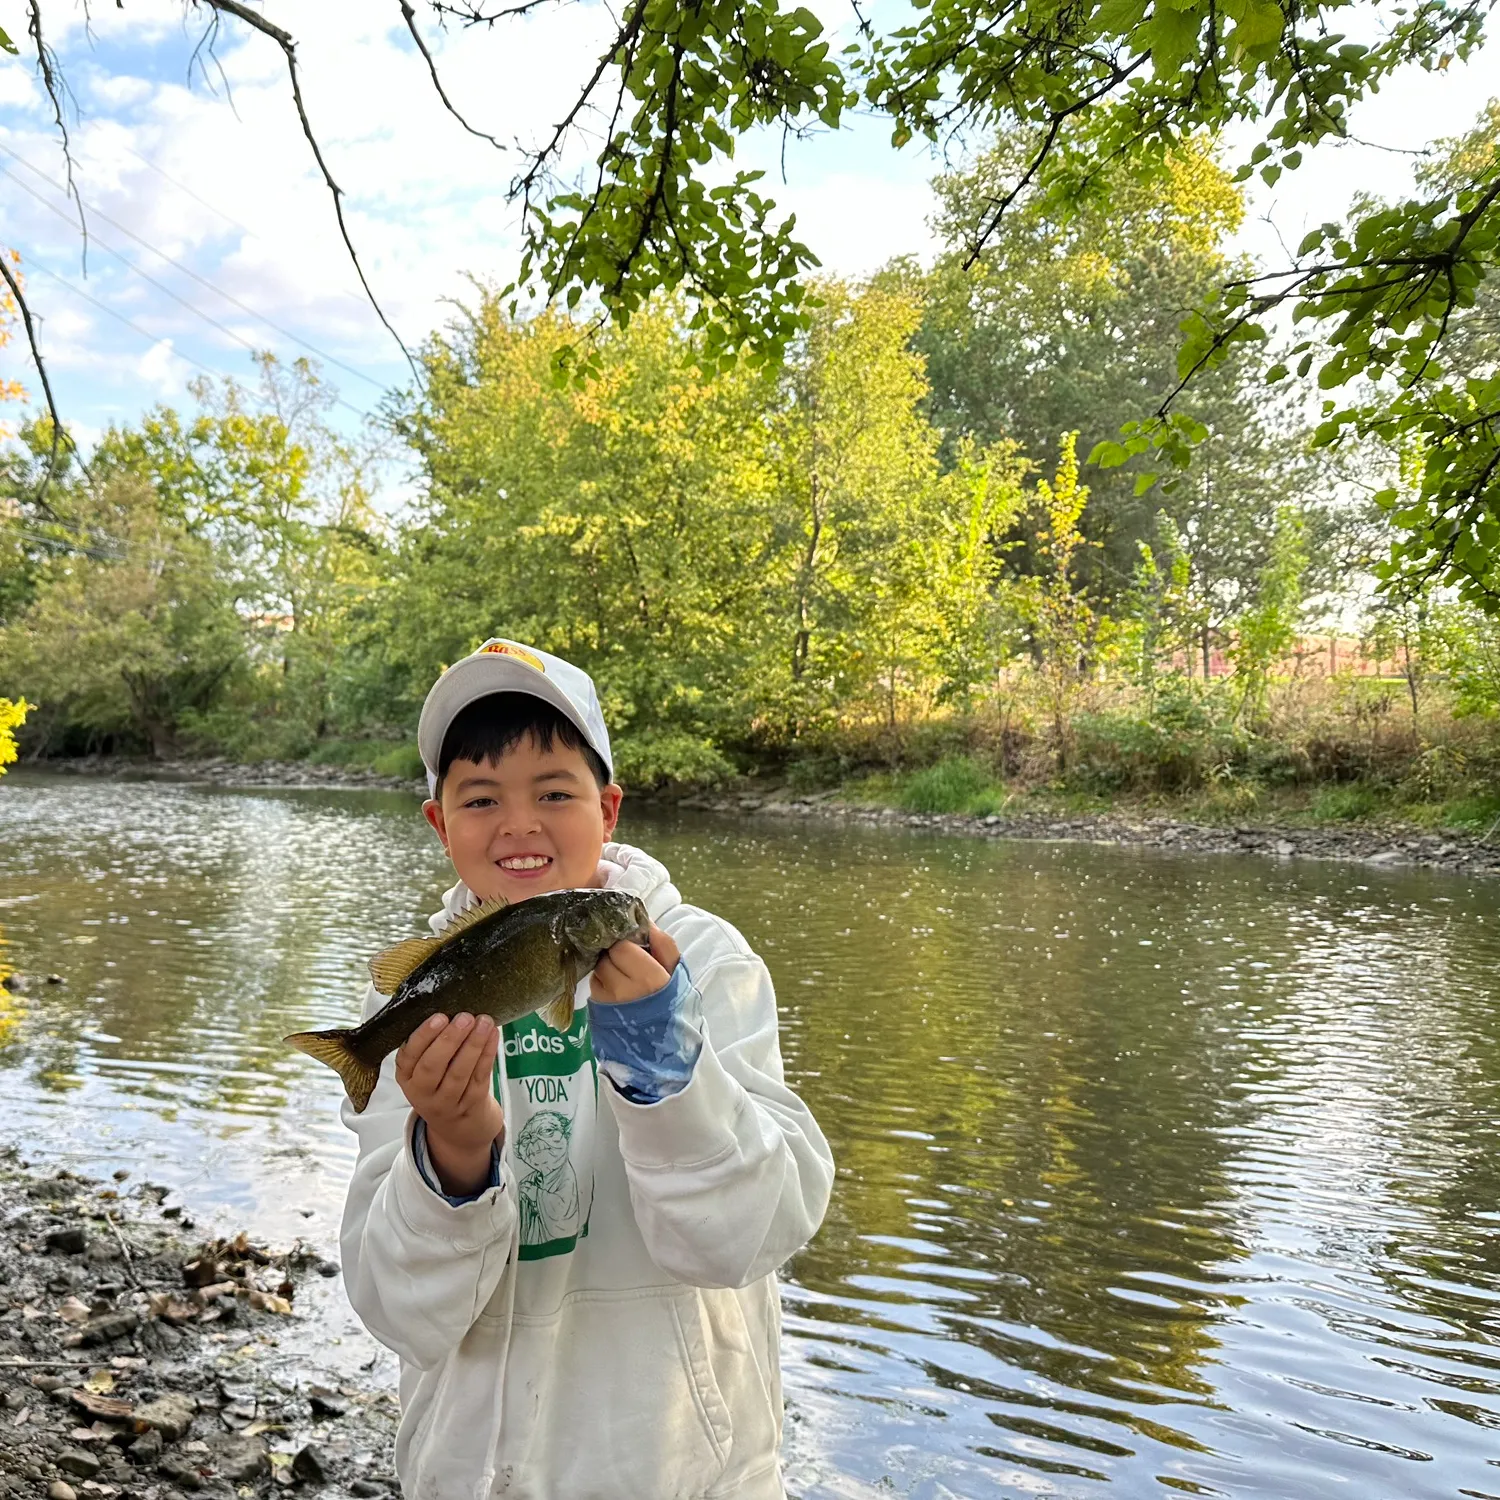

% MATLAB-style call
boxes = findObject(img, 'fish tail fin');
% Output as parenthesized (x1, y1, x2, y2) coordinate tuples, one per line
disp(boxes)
(286, 1028, 381, 1113)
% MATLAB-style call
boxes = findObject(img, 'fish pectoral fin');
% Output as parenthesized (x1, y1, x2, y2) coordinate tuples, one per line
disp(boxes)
(539, 991, 575, 1034)
(285, 1029, 382, 1113)
(368, 936, 442, 995)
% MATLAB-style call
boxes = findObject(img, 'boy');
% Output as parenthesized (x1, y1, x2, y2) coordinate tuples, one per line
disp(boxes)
(340, 637, 834, 1500)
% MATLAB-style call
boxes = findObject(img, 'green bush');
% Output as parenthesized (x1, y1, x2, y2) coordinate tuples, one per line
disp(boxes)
(614, 729, 733, 791)
(1071, 687, 1246, 792)
(1311, 784, 1381, 822)
(1440, 793, 1500, 833)
(899, 756, 1001, 814)
(371, 743, 426, 780)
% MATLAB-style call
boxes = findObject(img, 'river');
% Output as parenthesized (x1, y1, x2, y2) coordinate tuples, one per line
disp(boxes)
(3, 772, 1500, 1499)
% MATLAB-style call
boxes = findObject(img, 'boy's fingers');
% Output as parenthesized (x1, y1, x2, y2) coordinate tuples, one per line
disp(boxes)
(410, 1013, 475, 1091)
(606, 939, 670, 989)
(396, 1014, 449, 1078)
(436, 1016, 495, 1106)
(646, 923, 680, 971)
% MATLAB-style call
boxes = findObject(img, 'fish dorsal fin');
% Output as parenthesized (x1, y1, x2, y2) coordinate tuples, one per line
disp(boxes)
(367, 894, 509, 995)
(368, 936, 442, 995)
(438, 892, 509, 941)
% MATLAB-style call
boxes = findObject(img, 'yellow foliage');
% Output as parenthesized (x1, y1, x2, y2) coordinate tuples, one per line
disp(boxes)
(0, 696, 30, 776)
(0, 248, 27, 435)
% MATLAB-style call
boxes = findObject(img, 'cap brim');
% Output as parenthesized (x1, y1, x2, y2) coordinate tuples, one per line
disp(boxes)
(418, 655, 610, 782)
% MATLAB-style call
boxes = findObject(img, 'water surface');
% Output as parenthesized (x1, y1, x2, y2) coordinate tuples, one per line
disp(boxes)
(3, 773, 1500, 1498)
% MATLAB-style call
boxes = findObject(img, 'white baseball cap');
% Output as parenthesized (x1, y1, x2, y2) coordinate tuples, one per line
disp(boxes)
(417, 638, 613, 798)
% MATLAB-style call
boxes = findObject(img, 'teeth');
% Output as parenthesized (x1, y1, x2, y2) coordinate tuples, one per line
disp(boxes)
(500, 856, 550, 870)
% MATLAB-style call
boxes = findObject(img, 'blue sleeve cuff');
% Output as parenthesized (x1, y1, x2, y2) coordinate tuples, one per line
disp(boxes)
(588, 960, 704, 1105)
(412, 1117, 504, 1205)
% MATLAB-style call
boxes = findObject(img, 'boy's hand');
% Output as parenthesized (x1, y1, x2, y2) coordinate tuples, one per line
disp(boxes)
(396, 1013, 504, 1197)
(590, 923, 680, 1005)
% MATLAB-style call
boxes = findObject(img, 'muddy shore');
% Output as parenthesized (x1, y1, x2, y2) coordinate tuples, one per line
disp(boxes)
(26, 755, 1500, 878)
(0, 1147, 396, 1499)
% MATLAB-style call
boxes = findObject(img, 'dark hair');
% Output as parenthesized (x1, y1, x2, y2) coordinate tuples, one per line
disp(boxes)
(436, 693, 610, 797)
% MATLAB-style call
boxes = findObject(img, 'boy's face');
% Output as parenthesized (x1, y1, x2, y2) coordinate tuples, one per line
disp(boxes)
(422, 732, 622, 904)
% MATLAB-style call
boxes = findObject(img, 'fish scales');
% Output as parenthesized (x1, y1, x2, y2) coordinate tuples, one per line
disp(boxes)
(285, 888, 649, 1112)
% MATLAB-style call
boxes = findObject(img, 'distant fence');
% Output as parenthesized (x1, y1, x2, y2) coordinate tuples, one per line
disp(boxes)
(1167, 636, 1408, 680)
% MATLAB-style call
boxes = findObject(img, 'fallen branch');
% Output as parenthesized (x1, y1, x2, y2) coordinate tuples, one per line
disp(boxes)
(102, 1211, 142, 1289)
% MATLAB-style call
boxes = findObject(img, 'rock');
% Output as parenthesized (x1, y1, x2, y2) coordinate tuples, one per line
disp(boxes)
(1366, 849, 1404, 865)
(128, 1428, 163, 1465)
(134, 1392, 198, 1442)
(207, 1433, 267, 1483)
(76, 1309, 138, 1345)
(307, 1390, 348, 1419)
(349, 1482, 386, 1498)
(47, 1484, 76, 1500)
(56, 1450, 101, 1479)
(157, 1454, 204, 1491)
(1275, 840, 1295, 856)
(314, 1260, 340, 1278)
(290, 1446, 328, 1485)
(46, 974, 66, 985)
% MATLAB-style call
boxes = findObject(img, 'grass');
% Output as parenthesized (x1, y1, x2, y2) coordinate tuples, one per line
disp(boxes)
(897, 757, 1005, 815)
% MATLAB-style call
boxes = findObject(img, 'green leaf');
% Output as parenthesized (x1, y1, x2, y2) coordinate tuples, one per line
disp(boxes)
(0, 26, 15, 55)
(1134, 472, 1159, 496)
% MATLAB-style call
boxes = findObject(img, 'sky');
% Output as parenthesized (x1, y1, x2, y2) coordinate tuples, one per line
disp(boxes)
(0, 0, 1495, 457)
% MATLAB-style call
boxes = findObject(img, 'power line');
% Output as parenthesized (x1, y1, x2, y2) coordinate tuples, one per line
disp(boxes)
(20, 251, 257, 389)
(0, 140, 389, 394)
(5, 165, 277, 364)
(116, 142, 258, 241)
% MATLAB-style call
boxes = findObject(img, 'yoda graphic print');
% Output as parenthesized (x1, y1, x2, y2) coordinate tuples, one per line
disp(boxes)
(515, 1111, 580, 1245)
(496, 1007, 597, 1259)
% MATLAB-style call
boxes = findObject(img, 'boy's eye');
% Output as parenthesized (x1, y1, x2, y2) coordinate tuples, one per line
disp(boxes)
(540, 791, 572, 803)
(463, 797, 496, 809)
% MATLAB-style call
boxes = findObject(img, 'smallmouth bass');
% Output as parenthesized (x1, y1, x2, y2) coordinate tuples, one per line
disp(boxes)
(286, 887, 649, 1112)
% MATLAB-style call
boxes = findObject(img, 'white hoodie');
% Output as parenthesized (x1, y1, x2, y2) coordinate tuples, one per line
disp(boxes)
(339, 842, 835, 1500)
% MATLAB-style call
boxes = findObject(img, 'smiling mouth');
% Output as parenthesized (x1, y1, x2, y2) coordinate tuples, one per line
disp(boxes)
(497, 855, 553, 872)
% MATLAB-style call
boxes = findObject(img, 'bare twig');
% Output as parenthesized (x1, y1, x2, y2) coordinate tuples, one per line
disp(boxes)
(197, 0, 419, 380)
(26, 0, 88, 271)
(102, 1211, 142, 1289)
(0, 1359, 99, 1370)
(432, 0, 558, 25)
(0, 251, 77, 521)
(399, 1, 506, 149)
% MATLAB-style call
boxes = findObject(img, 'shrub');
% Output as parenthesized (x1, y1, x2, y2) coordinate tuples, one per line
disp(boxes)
(1440, 793, 1500, 833)
(371, 743, 426, 780)
(1311, 784, 1381, 822)
(613, 729, 733, 791)
(899, 756, 1001, 814)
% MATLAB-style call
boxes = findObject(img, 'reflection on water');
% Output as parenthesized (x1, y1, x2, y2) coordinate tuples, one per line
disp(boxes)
(4, 773, 1500, 1498)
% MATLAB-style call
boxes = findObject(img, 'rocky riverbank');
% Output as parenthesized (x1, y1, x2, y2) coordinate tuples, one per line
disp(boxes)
(0, 1147, 396, 1500)
(23, 755, 1500, 877)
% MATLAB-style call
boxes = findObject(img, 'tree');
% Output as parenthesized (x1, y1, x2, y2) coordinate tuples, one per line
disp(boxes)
(385, 296, 781, 781)
(896, 136, 1324, 615)
(754, 281, 1021, 741)
(1230, 506, 1307, 727)
(1009, 434, 1101, 768)
(0, 477, 246, 757)
(87, 356, 387, 748)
